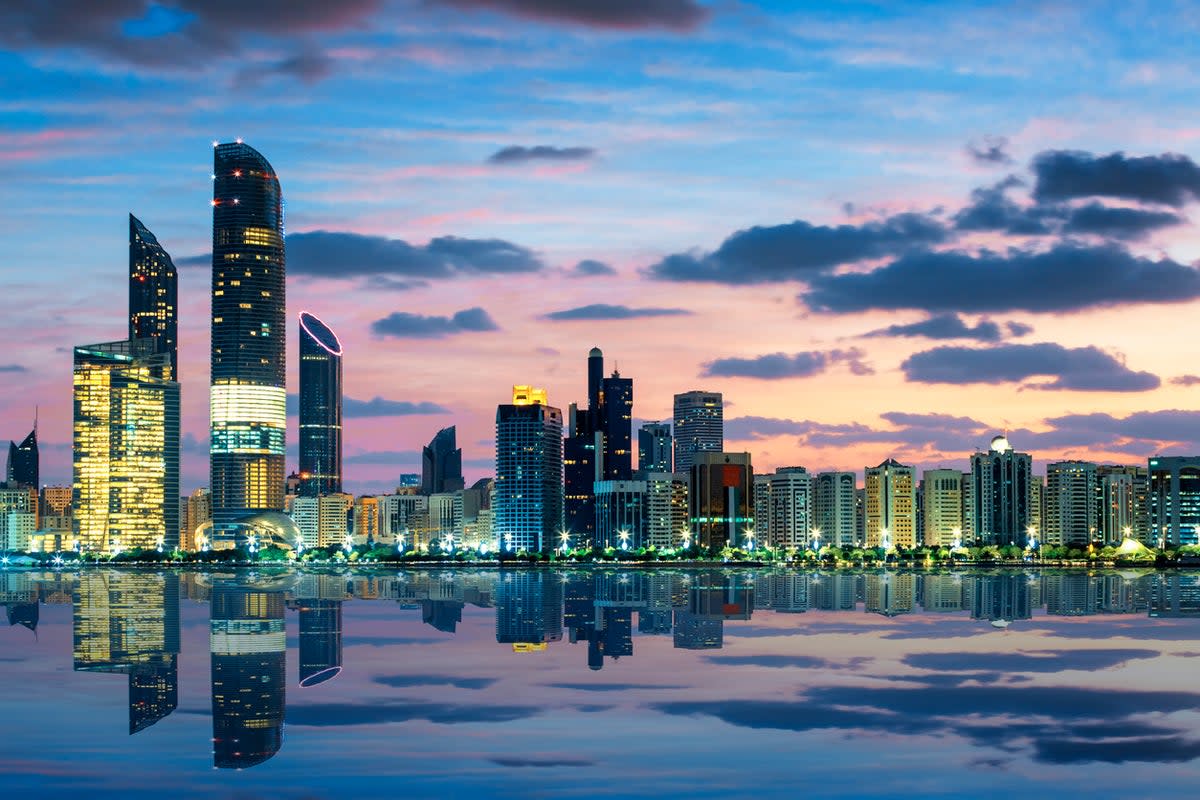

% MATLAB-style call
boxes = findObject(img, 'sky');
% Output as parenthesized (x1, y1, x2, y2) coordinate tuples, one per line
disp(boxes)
(5, 0, 1200, 494)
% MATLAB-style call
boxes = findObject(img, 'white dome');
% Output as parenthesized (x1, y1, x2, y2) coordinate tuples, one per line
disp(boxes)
(990, 434, 1011, 454)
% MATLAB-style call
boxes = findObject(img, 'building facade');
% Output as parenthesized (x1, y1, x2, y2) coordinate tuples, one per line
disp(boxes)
(767, 467, 813, 550)
(297, 312, 342, 497)
(864, 459, 916, 548)
(594, 480, 647, 550)
(643, 471, 688, 550)
(638, 421, 673, 473)
(689, 452, 753, 549)
(969, 435, 1033, 546)
(494, 386, 563, 552)
(210, 141, 287, 539)
(1148, 456, 1200, 546)
(1044, 461, 1100, 547)
(673, 391, 723, 472)
(6, 427, 38, 489)
(813, 471, 858, 547)
(422, 426, 465, 495)
(922, 468, 963, 548)
(128, 214, 178, 375)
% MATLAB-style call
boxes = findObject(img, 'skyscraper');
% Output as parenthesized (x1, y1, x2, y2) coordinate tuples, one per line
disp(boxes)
(1148, 456, 1200, 547)
(297, 598, 343, 688)
(600, 370, 633, 480)
(813, 471, 858, 547)
(638, 422, 673, 473)
(73, 339, 180, 552)
(1044, 460, 1100, 547)
(864, 459, 916, 548)
(494, 386, 563, 552)
(673, 391, 723, 472)
(297, 311, 342, 497)
(210, 140, 287, 539)
(766, 467, 812, 549)
(6, 426, 37, 489)
(922, 468, 963, 548)
(128, 214, 178, 374)
(689, 452, 753, 549)
(1097, 465, 1149, 544)
(421, 426, 465, 495)
(969, 435, 1033, 546)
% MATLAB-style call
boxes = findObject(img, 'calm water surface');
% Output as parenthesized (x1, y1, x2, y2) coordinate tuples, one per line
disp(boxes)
(3, 567, 1200, 798)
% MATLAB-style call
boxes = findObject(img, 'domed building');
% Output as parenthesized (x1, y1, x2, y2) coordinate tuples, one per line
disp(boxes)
(968, 434, 1034, 547)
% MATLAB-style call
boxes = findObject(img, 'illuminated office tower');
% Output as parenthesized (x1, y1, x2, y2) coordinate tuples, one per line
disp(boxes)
(128, 214, 178, 374)
(495, 571, 564, 648)
(494, 386, 563, 553)
(767, 467, 812, 549)
(593, 480, 647, 549)
(210, 141, 287, 539)
(6, 425, 38, 488)
(1098, 465, 1149, 544)
(297, 598, 343, 687)
(1148, 456, 1200, 547)
(210, 583, 286, 768)
(813, 471, 857, 547)
(73, 339, 180, 552)
(968, 435, 1033, 546)
(673, 391, 723, 472)
(1044, 460, 1100, 547)
(297, 311, 342, 497)
(73, 572, 180, 734)
(638, 422, 672, 473)
(922, 468, 963, 548)
(689, 452, 753, 549)
(864, 459, 916, 548)
(643, 471, 688, 549)
(1029, 475, 1044, 539)
(422, 426, 465, 495)
(184, 488, 212, 551)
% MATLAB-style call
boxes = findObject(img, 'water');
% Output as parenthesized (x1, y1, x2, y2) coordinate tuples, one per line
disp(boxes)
(2, 567, 1200, 798)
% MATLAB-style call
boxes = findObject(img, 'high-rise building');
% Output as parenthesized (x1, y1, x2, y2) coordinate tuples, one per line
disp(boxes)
(766, 467, 813, 549)
(297, 312, 342, 497)
(494, 386, 563, 552)
(689, 452, 753, 549)
(1098, 465, 1149, 544)
(600, 371, 633, 480)
(6, 426, 38, 489)
(1044, 461, 1100, 547)
(638, 422, 672, 473)
(352, 495, 381, 545)
(421, 426, 465, 495)
(379, 493, 430, 550)
(643, 471, 688, 549)
(210, 141, 287, 540)
(1029, 474, 1044, 540)
(210, 583, 286, 768)
(41, 485, 71, 516)
(128, 214, 178, 374)
(969, 435, 1033, 546)
(297, 598, 343, 688)
(1148, 456, 1200, 547)
(813, 471, 858, 547)
(673, 391, 723, 472)
(922, 468, 963, 548)
(290, 493, 353, 550)
(594, 480, 647, 550)
(864, 459, 916, 548)
(73, 339, 180, 552)
(184, 488, 212, 551)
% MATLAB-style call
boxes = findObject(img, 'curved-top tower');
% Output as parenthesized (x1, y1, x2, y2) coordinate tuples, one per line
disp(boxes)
(298, 311, 342, 497)
(210, 141, 287, 538)
(129, 213, 178, 376)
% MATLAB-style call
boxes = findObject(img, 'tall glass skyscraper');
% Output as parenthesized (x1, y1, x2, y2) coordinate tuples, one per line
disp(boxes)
(422, 426, 465, 495)
(494, 386, 563, 553)
(128, 214, 178, 375)
(673, 391, 723, 472)
(210, 141, 286, 538)
(298, 311, 342, 497)
(6, 426, 37, 488)
(73, 339, 180, 552)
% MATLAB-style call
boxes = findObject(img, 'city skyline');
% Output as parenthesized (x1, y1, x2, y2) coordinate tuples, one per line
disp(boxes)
(8, 3, 1200, 496)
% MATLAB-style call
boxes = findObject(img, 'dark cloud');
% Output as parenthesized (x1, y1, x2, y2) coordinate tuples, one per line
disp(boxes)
(965, 135, 1014, 166)
(544, 682, 686, 692)
(1035, 736, 1200, 765)
(1173, 375, 1200, 386)
(863, 313, 1021, 342)
(373, 675, 498, 690)
(904, 648, 1159, 674)
(288, 395, 449, 417)
(288, 231, 544, 279)
(433, 0, 708, 31)
(343, 635, 445, 647)
(1062, 202, 1184, 240)
(371, 307, 499, 338)
(1041, 409, 1200, 448)
(646, 212, 947, 284)
(901, 343, 1160, 392)
(1007, 321, 1034, 337)
(568, 259, 618, 278)
(1032, 150, 1200, 207)
(705, 655, 873, 670)
(952, 176, 1058, 235)
(286, 701, 540, 727)
(543, 303, 692, 321)
(487, 145, 595, 165)
(0, 364, 28, 373)
(489, 757, 595, 768)
(703, 348, 872, 380)
(0, 1, 379, 71)
(802, 243, 1200, 313)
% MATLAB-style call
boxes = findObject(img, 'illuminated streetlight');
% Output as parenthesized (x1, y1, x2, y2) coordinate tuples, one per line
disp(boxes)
(879, 527, 891, 551)
(504, 532, 514, 552)
(559, 530, 571, 553)
(156, 535, 165, 553)
(743, 527, 755, 551)
(443, 532, 455, 553)
(810, 527, 822, 551)
(618, 529, 631, 551)
(343, 533, 354, 554)
(951, 527, 963, 551)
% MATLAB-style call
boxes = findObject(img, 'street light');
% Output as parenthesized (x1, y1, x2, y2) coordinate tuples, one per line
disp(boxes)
(155, 535, 165, 553)
(559, 530, 571, 553)
(951, 527, 962, 551)
(343, 533, 354, 554)
(743, 527, 755, 551)
(618, 529, 631, 551)
(1026, 525, 1039, 550)
(504, 532, 514, 552)
(880, 527, 891, 551)
(810, 527, 822, 551)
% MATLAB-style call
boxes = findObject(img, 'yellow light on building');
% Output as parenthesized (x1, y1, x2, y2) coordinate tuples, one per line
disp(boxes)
(511, 385, 548, 406)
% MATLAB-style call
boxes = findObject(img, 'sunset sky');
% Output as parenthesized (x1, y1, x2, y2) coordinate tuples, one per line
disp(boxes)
(5, 0, 1200, 494)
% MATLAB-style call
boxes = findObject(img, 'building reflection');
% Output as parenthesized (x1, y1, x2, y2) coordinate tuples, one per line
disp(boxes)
(210, 582, 286, 768)
(72, 571, 179, 735)
(293, 574, 344, 688)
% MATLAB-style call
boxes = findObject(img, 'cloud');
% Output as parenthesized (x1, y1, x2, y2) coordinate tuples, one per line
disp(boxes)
(487, 145, 595, 165)
(373, 674, 497, 690)
(543, 303, 692, 321)
(702, 348, 872, 380)
(863, 314, 1023, 342)
(952, 176, 1058, 235)
(0, 364, 28, 373)
(704, 655, 873, 670)
(234, 46, 335, 87)
(344, 450, 420, 465)
(343, 397, 450, 416)
(432, 0, 708, 31)
(568, 259, 617, 278)
(901, 343, 1159, 392)
(1173, 375, 1200, 386)
(490, 757, 595, 768)
(544, 682, 686, 692)
(1061, 202, 1184, 240)
(287, 231, 544, 280)
(286, 701, 540, 727)
(802, 243, 1200, 313)
(1032, 150, 1200, 207)
(1034, 736, 1200, 765)
(0, 1, 380, 72)
(645, 212, 947, 284)
(371, 307, 499, 338)
(965, 135, 1014, 166)
(904, 648, 1159, 674)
